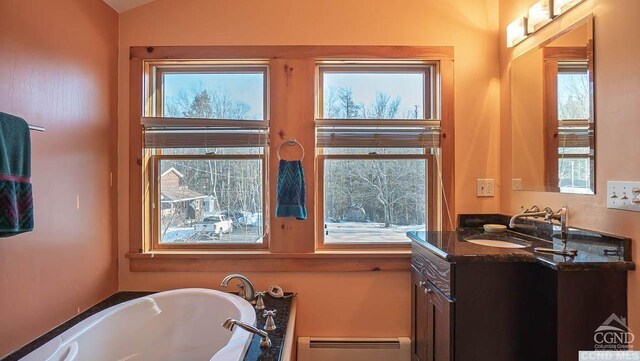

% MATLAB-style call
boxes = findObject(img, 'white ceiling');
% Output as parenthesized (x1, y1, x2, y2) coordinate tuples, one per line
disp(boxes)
(103, 0, 157, 13)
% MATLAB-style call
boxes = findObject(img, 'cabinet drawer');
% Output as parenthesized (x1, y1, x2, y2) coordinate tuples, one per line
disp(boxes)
(412, 244, 453, 298)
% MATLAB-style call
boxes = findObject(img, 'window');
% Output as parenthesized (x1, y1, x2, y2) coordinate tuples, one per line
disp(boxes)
(131, 46, 454, 269)
(557, 63, 590, 121)
(316, 63, 441, 248)
(158, 68, 267, 120)
(556, 61, 594, 194)
(142, 61, 269, 250)
(318, 151, 435, 246)
(319, 65, 433, 119)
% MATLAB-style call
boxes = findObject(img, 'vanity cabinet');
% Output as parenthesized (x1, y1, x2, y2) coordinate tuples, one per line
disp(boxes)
(411, 269, 453, 361)
(411, 236, 630, 361)
(411, 244, 551, 361)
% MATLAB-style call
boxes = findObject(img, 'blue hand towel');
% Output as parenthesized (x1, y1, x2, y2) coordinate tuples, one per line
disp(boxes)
(0, 112, 34, 237)
(275, 160, 307, 220)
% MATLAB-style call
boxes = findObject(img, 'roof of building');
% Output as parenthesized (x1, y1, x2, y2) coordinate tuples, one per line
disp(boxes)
(161, 167, 184, 179)
(161, 188, 207, 203)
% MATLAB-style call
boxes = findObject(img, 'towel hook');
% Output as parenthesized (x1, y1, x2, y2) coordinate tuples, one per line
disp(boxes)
(277, 138, 305, 161)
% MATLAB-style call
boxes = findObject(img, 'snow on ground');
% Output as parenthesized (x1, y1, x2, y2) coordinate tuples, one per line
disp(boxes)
(161, 221, 421, 244)
(324, 222, 422, 243)
(161, 226, 262, 244)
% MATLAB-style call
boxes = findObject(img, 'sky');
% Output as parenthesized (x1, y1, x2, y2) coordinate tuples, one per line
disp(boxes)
(322, 72, 426, 118)
(163, 72, 265, 119)
(162, 71, 427, 119)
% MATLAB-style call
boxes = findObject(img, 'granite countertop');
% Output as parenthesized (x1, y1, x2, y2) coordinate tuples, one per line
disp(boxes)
(2, 292, 294, 361)
(407, 214, 635, 271)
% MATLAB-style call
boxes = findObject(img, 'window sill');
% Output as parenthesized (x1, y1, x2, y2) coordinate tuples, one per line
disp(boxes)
(125, 250, 411, 272)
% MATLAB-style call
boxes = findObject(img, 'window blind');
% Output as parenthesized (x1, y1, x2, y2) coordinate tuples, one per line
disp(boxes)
(558, 120, 593, 148)
(316, 120, 441, 148)
(142, 117, 268, 148)
(558, 61, 588, 73)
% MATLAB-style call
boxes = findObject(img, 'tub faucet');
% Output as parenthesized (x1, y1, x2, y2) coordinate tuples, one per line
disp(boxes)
(222, 318, 272, 348)
(221, 274, 256, 302)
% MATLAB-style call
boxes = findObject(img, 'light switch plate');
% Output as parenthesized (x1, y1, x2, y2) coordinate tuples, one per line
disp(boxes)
(607, 181, 640, 212)
(477, 179, 495, 197)
(512, 178, 523, 191)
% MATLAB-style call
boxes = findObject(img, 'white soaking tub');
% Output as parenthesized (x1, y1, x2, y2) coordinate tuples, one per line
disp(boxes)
(20, 288, 256, 361)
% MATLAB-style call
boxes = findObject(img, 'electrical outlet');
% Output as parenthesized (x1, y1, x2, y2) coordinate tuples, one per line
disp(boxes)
(607, 181, 640, 212)
(477, 179, 495, 197)
(512, 178, 523, 191)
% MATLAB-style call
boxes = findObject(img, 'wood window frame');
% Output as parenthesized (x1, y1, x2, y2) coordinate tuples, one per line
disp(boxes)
(127, 46, 455, 272)
(316, 153, 436, 250)
(141, 61, 270, 251)
(149, 153, 269, 251)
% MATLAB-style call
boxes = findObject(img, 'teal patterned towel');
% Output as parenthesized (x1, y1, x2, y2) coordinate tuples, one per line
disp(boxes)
(0, 112, 34, 236)
(275, 160, 307, 220)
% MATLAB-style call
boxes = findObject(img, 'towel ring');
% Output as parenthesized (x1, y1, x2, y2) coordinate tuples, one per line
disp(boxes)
(277, 138, 305, 161)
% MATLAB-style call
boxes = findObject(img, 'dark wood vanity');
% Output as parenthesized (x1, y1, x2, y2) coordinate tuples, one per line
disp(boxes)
(410, 215, 634, 361)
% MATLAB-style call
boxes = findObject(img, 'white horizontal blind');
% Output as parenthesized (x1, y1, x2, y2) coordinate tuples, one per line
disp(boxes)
(558, 61, 588, 73)
(144, 128, 268, 148)
(142, 117, 268, 148)
(558, 120, 593, 149)
(316, 120, 441, 148)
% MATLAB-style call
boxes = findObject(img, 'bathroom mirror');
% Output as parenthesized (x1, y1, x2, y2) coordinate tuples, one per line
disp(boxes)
(511, 17, 594, 194)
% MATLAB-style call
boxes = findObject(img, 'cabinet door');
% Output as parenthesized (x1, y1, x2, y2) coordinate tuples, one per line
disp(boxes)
(426, 281, 453, 361)
(412, 269, 430, 361)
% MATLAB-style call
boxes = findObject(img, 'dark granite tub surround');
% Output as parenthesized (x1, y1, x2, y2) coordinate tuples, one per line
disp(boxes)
(407, 214, 634, 271)
(243, 294, 294, 361)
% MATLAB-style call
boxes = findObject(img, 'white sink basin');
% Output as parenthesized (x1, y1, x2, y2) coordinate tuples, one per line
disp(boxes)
(465, 238, 530, 249)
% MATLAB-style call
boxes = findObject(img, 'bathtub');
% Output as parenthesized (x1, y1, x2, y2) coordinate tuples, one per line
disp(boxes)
(20, 288, 256, 361)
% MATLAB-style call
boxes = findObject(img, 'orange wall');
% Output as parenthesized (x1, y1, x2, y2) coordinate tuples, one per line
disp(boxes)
(1, 0, 636, 354)
(0, 0, 119, 356)
(118, 0, 500, 338)
(499, 0, 640, 340)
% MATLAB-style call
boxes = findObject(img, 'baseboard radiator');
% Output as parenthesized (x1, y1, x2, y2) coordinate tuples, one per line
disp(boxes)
(297, 337, 411, 361)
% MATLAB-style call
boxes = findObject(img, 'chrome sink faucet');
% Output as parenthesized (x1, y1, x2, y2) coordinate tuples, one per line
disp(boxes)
(221, 274, 256, 303)
(545, 206, 568, 238)
(509, 205, 567, 232)
(509, 205, 576, 257)
(222, 318, 272, 348)
(508, 205, 550, 228)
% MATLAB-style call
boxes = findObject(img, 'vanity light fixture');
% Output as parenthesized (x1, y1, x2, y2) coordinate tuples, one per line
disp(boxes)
(507, 0, 586, 48)
(527, 0, 552, 33)
(507, 17, 528, 48)
(553, 0, 585, 16)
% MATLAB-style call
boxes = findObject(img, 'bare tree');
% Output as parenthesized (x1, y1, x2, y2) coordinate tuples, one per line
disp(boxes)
(558, 72, 590, 120)
(159, 85, 263, 242)
(324, 87, 361, 119)
(166, 84, 252, 120)
(322, 87, 427, 228)
(406, 104, 420, 119)
(367, 92, 401, 119)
